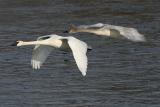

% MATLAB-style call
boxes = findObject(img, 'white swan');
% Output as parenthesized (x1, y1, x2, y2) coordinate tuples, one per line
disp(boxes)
(12, 34, 91, 76)
(64, 23, 146, 42)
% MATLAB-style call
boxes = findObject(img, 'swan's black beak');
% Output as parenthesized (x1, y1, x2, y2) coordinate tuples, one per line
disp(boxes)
(11, 41, 18, 46)
(63, 30, 69, 33)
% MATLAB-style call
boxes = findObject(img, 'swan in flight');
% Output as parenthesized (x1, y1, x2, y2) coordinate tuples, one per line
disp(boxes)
(12, 34, 91, 76)
(64, 23, 146, 42)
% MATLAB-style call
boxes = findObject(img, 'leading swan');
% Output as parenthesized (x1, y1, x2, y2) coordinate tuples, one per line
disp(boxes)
(64, 23, 146, 42)
(12, 34, 91, 76)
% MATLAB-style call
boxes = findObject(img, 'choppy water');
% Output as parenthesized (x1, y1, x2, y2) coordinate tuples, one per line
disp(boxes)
(0, 0, 160, 107)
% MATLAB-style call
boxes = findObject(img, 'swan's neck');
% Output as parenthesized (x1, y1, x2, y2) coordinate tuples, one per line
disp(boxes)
(18, 40, 62, 48)
(77, 28, 111, 36)
(19, 41, 44, 46)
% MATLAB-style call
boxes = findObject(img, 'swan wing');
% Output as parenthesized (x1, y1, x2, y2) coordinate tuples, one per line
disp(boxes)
(89, 23, 104, 27)
(79, 23, 104, 29)
(120, 28, 146, 42)
(67, 37, 88, 76)
(31, 45, 53, 69)
(104, 24, 146, 42)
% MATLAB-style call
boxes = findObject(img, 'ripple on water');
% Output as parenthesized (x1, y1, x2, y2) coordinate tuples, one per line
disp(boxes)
(0, 0, 160, 107)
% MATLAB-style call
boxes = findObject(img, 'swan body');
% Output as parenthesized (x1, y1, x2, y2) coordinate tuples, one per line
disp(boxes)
(13, 34, 91, 76)
(65, 23, 146, 42)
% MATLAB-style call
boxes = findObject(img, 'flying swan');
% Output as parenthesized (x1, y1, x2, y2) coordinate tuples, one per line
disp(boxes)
(64, 23, 146, 42)
(12, 34, 91, 76)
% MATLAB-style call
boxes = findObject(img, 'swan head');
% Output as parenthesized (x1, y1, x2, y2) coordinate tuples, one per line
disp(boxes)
(63, 24, 78, 33)
(11, 40, 23, 46)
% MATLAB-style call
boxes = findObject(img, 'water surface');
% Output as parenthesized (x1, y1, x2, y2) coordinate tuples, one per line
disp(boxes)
(0, 0, 160, 107)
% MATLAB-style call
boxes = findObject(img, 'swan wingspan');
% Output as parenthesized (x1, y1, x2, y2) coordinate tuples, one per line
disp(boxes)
(74, 23, 146, 42)
(31, 45, 53, 69)
(67, 37, 88, 76)
(15, 34, 89, 76)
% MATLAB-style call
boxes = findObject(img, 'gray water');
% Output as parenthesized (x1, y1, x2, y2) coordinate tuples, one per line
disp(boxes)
(0, 0, 160, 107)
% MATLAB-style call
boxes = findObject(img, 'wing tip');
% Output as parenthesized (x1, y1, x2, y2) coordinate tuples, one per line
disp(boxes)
(132, 35, 147, 42)
(31, 60, 41, 70)
(82, 72, 86, 76)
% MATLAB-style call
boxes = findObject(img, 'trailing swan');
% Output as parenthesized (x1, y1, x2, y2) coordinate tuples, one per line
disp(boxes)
(64, 23, 146, 42)
(12, 34, 91, 76)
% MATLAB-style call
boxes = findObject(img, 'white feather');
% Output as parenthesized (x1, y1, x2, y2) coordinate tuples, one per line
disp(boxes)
(79, 23, 104, 28)
(103, 24, 146, 42)
(31, 45, 53, 69)
(67, 37, 88, 76)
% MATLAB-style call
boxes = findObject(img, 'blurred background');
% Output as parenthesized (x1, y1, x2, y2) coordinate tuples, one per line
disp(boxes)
(0, 0, 159, 107)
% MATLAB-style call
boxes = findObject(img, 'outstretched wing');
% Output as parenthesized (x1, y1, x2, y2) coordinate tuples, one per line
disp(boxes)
(79, 23, 104, 29)
(31, 45, 53, 69)
(67, 37, 88, 76)
(104, 24, 146, 42)
(120, 28, 146, 42)
(31, 34, 63, 69)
